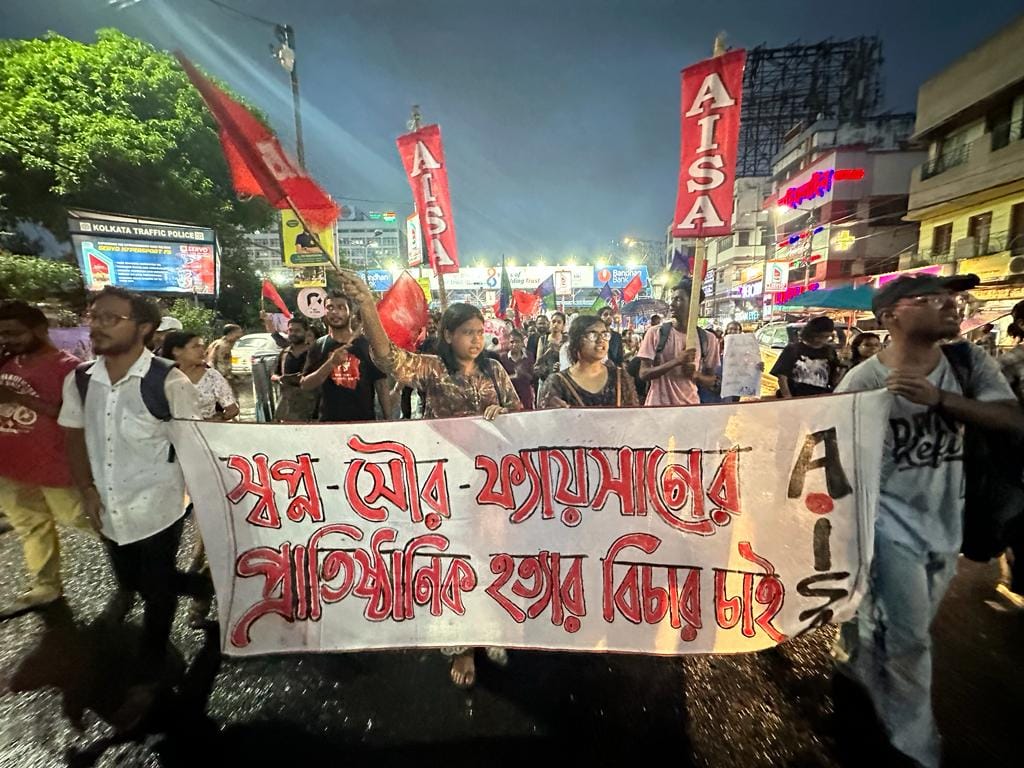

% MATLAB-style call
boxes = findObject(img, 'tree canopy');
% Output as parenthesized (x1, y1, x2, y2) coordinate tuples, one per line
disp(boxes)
(0, 29, 274, 324)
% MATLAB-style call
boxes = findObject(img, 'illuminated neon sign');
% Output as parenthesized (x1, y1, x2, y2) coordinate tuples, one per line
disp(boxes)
(773, 282, 820, 305)
(788, 253, 823, 269)
(778, 225, 824, 248)
(777, 168, 865, 208)
(832, 229, 857, 251)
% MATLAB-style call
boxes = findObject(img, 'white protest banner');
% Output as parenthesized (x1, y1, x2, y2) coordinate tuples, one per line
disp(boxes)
(172, 392, 886, 657)
(720, 333, 763, 398)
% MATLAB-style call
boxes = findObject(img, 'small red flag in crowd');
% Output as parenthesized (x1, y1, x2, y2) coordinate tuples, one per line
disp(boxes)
(260, 280, 292, 318)
(175, 53, 339, 231)
(377, 272, 429, 351)
(512, 290, 541, 318)
(622, 273, 644, 303)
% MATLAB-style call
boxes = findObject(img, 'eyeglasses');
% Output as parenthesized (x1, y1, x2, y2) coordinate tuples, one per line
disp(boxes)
(897, 294, 956, 310)
(582, 331, 613, 343)
(84, 311, 132, 328)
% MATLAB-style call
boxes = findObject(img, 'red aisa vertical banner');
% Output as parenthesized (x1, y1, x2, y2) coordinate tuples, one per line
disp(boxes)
(396, 125, 460, 274)
(671, 49, 746, 238)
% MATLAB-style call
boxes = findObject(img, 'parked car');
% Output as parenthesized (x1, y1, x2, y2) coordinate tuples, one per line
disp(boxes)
(754, 321, 862, 396)
(230, 332, 282, 376)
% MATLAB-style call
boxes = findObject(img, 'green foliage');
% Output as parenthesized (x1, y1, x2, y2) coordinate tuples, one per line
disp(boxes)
(166, 297, 218, 337)
(0, 28, 274, 320)
(0, 252, 84, 301)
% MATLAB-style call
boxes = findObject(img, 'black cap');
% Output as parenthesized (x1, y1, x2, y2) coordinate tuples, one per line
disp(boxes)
(871, 274, 980, 318)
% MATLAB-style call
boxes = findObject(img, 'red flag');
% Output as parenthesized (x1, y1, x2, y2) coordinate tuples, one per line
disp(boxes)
(396, 125, 460, 274)
(261, 280, 292, 318)
(622, 273, 644, 303)
(687, 254, 709, 280)
(671, 49, 746, 237)
(377, 272, 429, 351)
(175, 53, 339, 231)
(512, 289, 541, 318)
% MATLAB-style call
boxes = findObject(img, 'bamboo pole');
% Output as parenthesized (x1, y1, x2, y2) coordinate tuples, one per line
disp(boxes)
(684, 235, 706, 348)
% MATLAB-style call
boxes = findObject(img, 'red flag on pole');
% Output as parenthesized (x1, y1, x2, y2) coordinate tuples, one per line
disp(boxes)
(512, 289, 541, 318)
(377, 272, 429, 351)
(622, 273, 644, 303)
(261, 280, 292, 318)
(396, 125, 460, 274)
(175, 53, 339, 231)
(671, 49, 746, 237)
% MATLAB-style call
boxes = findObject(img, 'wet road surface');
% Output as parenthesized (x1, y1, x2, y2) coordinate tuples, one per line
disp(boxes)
(0, 518, 1020, 767)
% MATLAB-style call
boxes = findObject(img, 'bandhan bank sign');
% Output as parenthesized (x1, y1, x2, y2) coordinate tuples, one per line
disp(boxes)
(595, 266, 649, 290)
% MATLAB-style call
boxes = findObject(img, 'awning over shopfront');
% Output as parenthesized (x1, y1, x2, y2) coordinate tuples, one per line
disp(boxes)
(778, 284, 875, 311)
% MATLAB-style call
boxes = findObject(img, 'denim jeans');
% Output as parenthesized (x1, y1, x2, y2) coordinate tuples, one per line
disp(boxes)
(834, 534, 957, 768)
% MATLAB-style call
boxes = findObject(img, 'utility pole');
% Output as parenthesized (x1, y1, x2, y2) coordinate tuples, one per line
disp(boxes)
(274, 24, 305, 168)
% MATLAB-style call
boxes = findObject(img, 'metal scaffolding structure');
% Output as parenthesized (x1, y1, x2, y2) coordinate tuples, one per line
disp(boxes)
(737, 37, 885, 177)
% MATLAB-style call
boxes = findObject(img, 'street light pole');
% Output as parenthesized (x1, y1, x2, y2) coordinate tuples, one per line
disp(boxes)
(275, 24, 305, 168)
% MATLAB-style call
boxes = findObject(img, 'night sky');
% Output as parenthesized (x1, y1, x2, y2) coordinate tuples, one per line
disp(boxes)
(2, 0, 1021, 263)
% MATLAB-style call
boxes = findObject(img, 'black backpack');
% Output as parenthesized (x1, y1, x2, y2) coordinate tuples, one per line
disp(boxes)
(74, 356, 177, 462)
(941, 341, 1024, 561)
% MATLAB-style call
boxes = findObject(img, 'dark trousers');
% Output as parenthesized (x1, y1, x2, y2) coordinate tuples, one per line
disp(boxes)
(102, 516, 209, 670)
(1008, 515, 1024, 594)
(401, 386, 413, 419)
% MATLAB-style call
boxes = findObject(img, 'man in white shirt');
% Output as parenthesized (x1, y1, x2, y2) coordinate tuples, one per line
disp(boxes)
(58, 287, 205, 730)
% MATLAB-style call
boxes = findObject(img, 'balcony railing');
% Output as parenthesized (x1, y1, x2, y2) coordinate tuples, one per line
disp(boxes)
(992, 118, 1024, 152)
(920, 143, 971, 180)
(906, 231, 1024, 267)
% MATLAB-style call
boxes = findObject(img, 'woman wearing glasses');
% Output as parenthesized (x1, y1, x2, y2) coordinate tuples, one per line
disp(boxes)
(537, 315, 639, 409)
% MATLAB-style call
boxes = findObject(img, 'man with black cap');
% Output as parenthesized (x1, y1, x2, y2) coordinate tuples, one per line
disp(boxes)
(834, 273, 1024, 768)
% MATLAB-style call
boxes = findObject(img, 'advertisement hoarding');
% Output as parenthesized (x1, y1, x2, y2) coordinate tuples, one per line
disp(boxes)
(72, 237, 217, 295)
(406, 213, 423, 268)
(281, 210, 335, 268)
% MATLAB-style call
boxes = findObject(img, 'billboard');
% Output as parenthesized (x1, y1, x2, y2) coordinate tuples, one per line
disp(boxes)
(281, 210, 335, 268)
(69, 212, 218, 295)
(554, 270, 573, 296)
(364, 269, 395, 293)
(431, 266, 595, 292)
(406, 213, 423, 267)
(763, 262, 789, 293)
(594, 265, 649, 290)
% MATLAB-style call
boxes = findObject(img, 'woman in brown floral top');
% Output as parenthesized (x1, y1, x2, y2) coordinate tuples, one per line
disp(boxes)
(338, 271, 521, 688)
(537, 314, 640, 409)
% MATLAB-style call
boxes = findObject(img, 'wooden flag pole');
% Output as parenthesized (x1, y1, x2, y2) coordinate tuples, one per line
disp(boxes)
(685, 32, 727, 350)
(685, 234, 706, 349)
